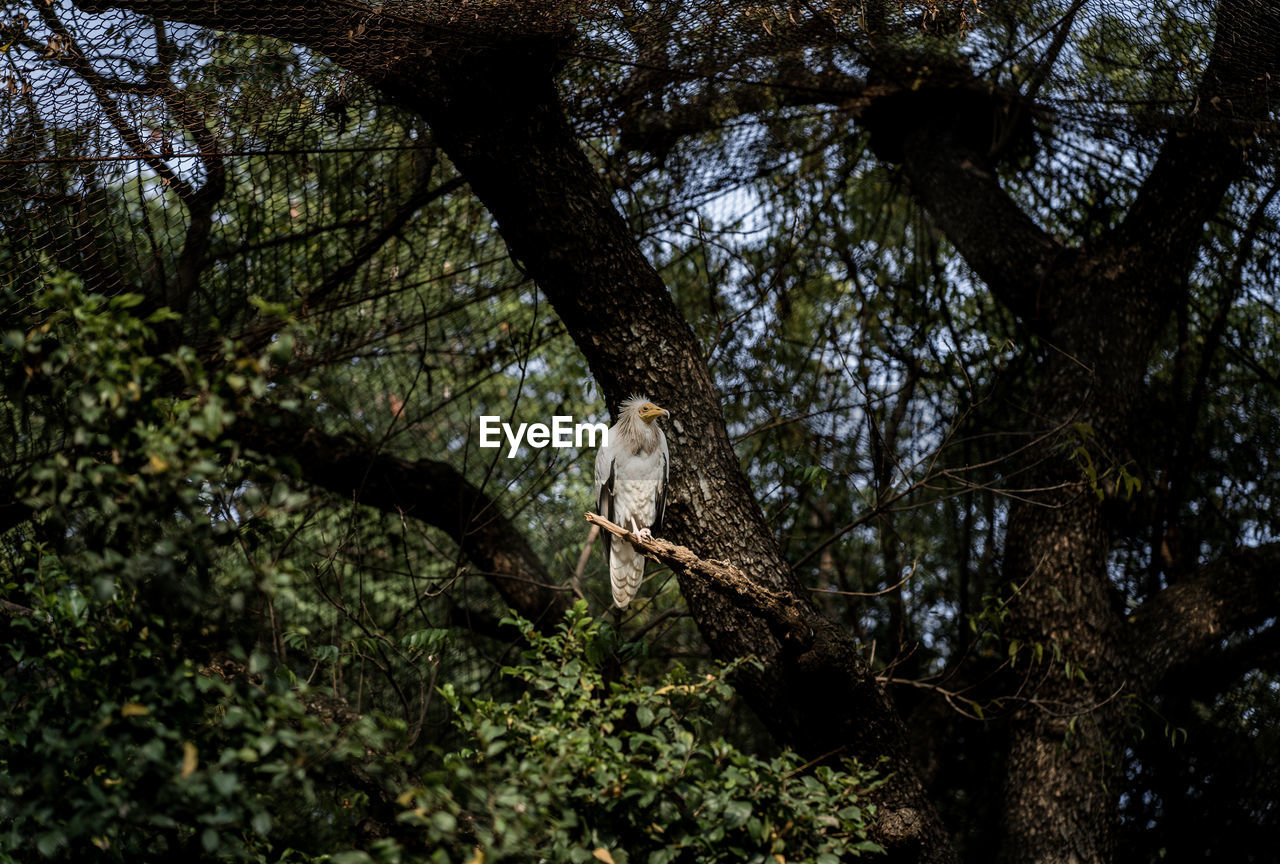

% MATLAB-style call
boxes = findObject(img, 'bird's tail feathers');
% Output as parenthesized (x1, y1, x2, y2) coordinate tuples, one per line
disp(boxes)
(610, 544, 644, 609)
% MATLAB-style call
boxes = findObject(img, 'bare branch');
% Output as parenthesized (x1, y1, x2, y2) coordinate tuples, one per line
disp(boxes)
(586, 512, 810, 634)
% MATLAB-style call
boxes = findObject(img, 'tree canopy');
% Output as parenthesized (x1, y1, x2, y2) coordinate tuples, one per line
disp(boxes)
(2, 1, 1280, 862)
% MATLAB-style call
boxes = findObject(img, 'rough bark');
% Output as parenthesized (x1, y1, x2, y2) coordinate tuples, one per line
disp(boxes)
(875, 2, 1280, 860)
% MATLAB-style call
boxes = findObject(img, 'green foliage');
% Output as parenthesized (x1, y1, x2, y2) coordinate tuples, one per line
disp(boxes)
(1, 280, 879, 864)
(404, 602, 883, 864)
(0, 274, 399, 862)
(1, 573, 392, 861)
(1064, 422, 1141, 503)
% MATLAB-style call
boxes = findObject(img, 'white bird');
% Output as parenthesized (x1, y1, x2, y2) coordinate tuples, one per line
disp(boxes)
(594, 395, 670, 609)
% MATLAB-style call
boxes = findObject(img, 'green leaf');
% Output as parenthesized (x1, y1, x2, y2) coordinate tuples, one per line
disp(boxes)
(211, 772, 238, 797)
(252, 811, 273, 835)
(36, 832, 64, 857)
(724, 799, 753, 828)
(329, 853, 376, 864)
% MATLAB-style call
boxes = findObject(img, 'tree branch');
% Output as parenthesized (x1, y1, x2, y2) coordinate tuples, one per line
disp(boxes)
(614, 68, 869, 160)
(586, 512, 811, 635)
(1131, 542, 1280, 688)
(72, 0, 571, 73)
(0, 597, 38, 619)
(237, 417, 571, 628)
(1114, 0, 1280, 269)
(877, 77, 1065, 330)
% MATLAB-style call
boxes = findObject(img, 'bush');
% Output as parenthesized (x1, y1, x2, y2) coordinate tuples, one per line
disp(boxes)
(0, 275, 395, 862)
(404, 602, 884, 864)
(1, 278, 879, 863)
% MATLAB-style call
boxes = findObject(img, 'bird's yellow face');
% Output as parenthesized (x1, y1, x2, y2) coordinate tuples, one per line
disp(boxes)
(638, 402, 670, 424)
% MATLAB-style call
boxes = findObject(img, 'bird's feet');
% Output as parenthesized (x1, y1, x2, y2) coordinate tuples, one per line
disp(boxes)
(633, 527, 654, 542)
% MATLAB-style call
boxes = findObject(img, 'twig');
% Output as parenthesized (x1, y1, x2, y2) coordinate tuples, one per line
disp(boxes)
(808, 560, 918, 597)
(572, 524, 598, 599)
(0, 598, 38, 619)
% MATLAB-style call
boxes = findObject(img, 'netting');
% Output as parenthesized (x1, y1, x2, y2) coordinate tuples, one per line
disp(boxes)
(3, 0, 1280, 641)
(4, 1, 1276, 318)
(6, 1, 1276, 294)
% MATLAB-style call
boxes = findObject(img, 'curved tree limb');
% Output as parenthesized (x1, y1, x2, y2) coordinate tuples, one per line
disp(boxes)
(586, 512, 809, 633)
(1131, 542, 1280, 688)
(236, 417, 571, 628)
(893, 100, 1065, 331)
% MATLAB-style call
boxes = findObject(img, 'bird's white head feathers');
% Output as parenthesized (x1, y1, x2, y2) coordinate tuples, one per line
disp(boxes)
(620, 394, 670, 425)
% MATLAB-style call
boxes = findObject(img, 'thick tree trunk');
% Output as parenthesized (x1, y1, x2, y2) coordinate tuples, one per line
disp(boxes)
(994, 417, 1129, 863)
(992, 268, 1165, 862)
(882, 4, 1278, 854)
(392, 45, 955, 862)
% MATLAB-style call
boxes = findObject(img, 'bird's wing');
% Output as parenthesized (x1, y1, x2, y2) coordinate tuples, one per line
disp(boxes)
(654, 427, 669, 534)
(594, 438, 617, 569)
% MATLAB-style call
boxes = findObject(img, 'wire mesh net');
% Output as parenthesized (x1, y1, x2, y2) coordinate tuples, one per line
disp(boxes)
(3, 0, 1280, 651)
(5, 1, 1277, 311)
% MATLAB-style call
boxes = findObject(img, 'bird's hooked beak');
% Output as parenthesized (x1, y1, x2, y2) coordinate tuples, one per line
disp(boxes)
(638, 403, 670, 424)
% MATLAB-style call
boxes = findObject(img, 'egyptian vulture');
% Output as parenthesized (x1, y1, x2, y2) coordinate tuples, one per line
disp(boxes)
(594, 395, 670, 608)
